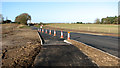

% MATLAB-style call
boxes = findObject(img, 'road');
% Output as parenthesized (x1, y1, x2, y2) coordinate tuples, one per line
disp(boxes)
(41, 29, 119, 57)
(33, 32, 98, 67)
(31, 26, 119, 57)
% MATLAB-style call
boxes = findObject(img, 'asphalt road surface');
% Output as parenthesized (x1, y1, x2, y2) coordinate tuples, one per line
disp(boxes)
(31, 26, 118, 57)
(33, 32, 98, 67)
(39, 29, 119, 57)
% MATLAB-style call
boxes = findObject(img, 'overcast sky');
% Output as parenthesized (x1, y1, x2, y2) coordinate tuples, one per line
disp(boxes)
(1, 0, 119, 23)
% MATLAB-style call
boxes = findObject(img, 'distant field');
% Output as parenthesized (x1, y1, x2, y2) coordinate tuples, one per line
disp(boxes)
(45, 23, 118, 34)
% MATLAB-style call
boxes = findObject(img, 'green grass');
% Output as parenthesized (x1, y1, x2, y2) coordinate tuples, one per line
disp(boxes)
(44, 23, 118, 34)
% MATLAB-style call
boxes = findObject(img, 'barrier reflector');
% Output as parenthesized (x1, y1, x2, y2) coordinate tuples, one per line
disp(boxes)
(54, 30, 56, 36)
(61, 31, 63, 38)
(49, 30, 51, 35)
(67, 32, 70, 40)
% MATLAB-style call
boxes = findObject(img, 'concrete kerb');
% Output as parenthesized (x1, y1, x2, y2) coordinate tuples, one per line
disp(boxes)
(37, 31, 44, 45)
(64, 40, 72, 44)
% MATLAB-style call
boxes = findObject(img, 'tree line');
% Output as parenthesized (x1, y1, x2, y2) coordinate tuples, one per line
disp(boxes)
(0, 13, 31, 25)
(1, 13, 120, 24)
(94, 16, 120, 24)
(71, 16, 120, 24)
(0, 14, 12, 24)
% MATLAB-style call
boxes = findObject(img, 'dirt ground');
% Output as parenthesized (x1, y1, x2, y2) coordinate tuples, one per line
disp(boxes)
(1, 24, 41, 68)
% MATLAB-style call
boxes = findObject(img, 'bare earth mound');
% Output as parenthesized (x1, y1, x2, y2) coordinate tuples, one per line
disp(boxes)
(1, 24, 41, 68)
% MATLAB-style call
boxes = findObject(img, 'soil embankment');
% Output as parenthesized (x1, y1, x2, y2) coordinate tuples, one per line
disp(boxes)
(1, 24, 41, 67)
